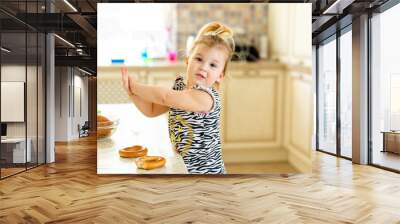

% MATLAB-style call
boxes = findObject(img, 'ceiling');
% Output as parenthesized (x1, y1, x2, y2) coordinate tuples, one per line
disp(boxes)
(0, 0, 393, 75)
(309, 0, 391, 44)
(1, 0, 98, 74)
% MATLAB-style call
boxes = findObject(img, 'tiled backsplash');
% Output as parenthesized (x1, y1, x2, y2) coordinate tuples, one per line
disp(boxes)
(176, 3, 269, 57)
(97, 78, 130, 104)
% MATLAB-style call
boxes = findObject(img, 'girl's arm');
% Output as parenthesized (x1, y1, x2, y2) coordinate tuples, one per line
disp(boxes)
(127, 94, 169, 117)
(121, 67, 169, 117)
(128, 75, 213, 113)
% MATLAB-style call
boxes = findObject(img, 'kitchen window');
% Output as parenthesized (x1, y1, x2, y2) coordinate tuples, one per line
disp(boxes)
(97, 3, 177, 66)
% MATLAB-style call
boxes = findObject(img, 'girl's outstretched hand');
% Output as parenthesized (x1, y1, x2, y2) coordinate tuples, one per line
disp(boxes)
(128, 74, 137, 95)
(121, 66, 135, 96)
(121, 66, 130, 94)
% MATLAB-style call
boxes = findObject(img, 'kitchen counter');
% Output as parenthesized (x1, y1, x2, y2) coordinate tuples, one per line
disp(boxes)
(97, 104, 188, 174)
(98, 60, 289, 79)
(101, 59, 286, 68)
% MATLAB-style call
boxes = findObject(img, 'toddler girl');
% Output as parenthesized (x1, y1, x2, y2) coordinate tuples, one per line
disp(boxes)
(121, 21, 235, 174)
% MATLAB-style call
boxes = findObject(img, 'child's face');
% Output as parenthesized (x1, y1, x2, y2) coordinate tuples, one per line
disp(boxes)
(186, 43, 228, 88)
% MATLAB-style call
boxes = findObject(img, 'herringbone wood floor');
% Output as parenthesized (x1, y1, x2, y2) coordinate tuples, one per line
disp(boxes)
(1, 136, 400, 223)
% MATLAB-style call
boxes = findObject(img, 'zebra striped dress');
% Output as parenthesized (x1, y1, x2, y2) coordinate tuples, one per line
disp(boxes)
(168, 75, 226, 174)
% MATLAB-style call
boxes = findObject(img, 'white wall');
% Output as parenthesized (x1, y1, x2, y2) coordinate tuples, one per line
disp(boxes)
(72, 72, 89, 138)
(1, 65, 28, 138)
(55, 67, 69, 141)
(55, 67, 89, 141)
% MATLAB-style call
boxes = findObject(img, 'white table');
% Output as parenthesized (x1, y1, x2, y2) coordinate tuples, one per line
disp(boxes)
(97, 104, 188, 174)
(97, 139, 188, 174)
(1, 137, 31, 163)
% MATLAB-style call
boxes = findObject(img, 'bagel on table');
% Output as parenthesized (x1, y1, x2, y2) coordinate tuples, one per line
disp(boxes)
(119, 145, 148, 158)
(135, 156, 166, 170)
(97, 127, 112, 138)
(97, 114, 113, 126)
(97, 114, 114, 138)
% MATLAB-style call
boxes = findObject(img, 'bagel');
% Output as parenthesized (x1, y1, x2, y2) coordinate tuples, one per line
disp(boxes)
(119, 145, 148, 158)
(135, 156, 166, 170)
(97, 127, 112, 138)
(97, 115, 115, 138)
(97, 114, 113, 126)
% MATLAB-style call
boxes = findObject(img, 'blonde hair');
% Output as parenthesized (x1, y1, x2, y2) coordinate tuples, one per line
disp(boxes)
(188, 21, 235, 88)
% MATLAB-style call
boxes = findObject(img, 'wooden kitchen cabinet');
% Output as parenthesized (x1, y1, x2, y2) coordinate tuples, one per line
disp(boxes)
(283, 69, 313, 172)
(220, 68, 285, 163)
(290, 4, 311, 66)
(268, 4, 290, 63)
(268, 4, 311, 66)
(220, 65, 313, 169)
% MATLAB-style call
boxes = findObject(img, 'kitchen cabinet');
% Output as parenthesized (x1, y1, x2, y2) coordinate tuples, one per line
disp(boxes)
(268, 4, 311, 66)
(220, 68, 285, 163)
(268, 4, 290, 63)
(290, 4, 312, 65)
(283, 68, 313, 172)
(220, 65, 313, 169)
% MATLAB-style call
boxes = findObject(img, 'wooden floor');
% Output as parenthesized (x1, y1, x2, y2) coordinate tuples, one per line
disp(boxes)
(1, 163, 45, 178)
(0, 167, 25, 178)
(1, 136, 400, 223)
(373, 151, 400, 171)
(225, 162, 297, 174)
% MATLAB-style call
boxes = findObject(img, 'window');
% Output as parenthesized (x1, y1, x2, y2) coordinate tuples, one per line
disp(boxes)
(390, 74, 400, 130)
(317, 36, 337, 154)
(97, 3, 177, 66)
(371, 2, 400, 171)
(339, 28, 352, 158)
